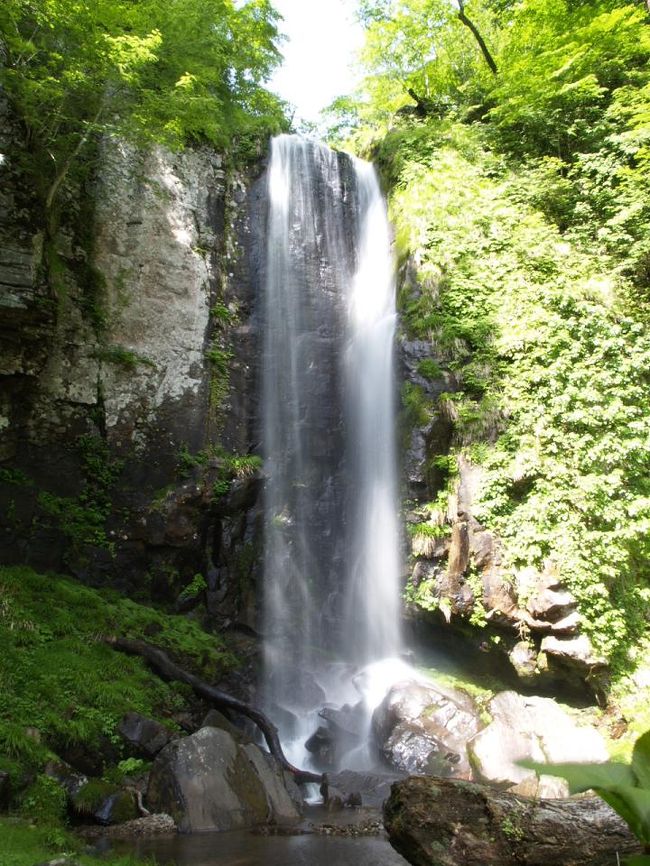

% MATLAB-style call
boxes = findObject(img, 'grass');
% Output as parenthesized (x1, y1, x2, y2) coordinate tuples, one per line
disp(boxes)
(0, 565, 237, 787)
(0, 818, 147, 866)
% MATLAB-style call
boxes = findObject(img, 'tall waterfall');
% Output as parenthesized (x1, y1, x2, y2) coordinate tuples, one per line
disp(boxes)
(261, 135, 401, 765)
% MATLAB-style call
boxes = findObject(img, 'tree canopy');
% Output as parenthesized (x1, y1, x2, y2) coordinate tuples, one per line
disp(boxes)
(0, 0, 288, 210)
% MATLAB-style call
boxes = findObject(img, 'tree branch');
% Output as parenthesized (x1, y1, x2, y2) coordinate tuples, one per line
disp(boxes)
(457, 0, 498, 75)
(105, 637, 323, 786)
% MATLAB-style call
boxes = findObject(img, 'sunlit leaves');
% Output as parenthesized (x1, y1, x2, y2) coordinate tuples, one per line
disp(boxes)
(0, 0, 287, 206)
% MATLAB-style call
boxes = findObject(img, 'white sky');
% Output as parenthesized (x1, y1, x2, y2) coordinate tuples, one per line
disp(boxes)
(268, 0, 364, 126)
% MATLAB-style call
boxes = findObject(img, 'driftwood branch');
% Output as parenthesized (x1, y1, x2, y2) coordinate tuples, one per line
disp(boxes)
(384, 776, 641, 866)
(106, 637, 322, 786)
(457, 0, 498, 75)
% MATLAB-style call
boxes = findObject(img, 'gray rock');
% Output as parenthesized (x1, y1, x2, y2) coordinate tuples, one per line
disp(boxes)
(201, 709, 250, 743)
(43, 760, 88, 800)
(329, 770, 404, 808)
(93, 790, 139, 825)
(467, 690, 609, 797)
(146, 726, 301, 832)
(373, 680, 480, 778)
(319, 701, 367, 741)
(118, 712, 172, 758)
(305, 725, 337, 769)
(541, 634, 605, 666)
(526, 588, 576, 621)
(508, 641, 539, 681)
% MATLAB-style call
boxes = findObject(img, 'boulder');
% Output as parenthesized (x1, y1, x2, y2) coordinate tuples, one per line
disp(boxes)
(118, 712, 172, 758)
(384, 776, 639, 866)
(305, 725, 337, 769)
(373, 680, 480, 778)
(329, 770, 405, 808)
(94, 790, 139, 826)
(44, 760, 88, 800)
(319, 701, 367, 742)
(201, 709, 250, 743)
(146, 726, 301, 832)
(467, 691, 609, 797)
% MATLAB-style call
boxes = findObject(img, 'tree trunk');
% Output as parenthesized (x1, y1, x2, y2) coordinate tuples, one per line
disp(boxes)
(105, 637, 323, 786)
(457, 1, 498, 75)
(384, 776, 641, 866)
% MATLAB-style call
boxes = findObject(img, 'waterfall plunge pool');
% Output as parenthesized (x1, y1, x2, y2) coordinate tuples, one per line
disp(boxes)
(104, 806, 409, 866)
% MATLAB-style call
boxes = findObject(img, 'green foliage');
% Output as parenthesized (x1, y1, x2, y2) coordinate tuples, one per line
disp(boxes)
(385, 120, 650, 665)
(18, 775, 67, 826)
(179, 573, 208, 601)
(116, 757, 150, 778)
(0, 565, 236, 781)
(94, 346, 157, 370)
(32, 434, 122, 550)
(176, 442, 261, 498)
(522, 729, 650, 857)
(0, 816, 149, 866)
(417, 358, 443, 380)
(0, 0, 288, 212)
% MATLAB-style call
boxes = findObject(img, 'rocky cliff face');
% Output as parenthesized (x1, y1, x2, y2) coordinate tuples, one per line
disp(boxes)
(0, 97, 264, 627)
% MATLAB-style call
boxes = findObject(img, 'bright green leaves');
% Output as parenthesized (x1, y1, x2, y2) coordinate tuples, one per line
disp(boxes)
(633, 733, 650, 790)
(387, 121, 650, 664)
(0, 0, 287, 211)
(522, 730, 650, 854)
(487, 0, 649, 159)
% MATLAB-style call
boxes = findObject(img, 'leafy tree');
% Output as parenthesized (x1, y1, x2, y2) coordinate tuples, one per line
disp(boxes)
(0, 0, 287, 220)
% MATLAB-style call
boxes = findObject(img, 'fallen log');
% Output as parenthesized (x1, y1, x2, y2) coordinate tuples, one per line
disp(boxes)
(105, 637, 322, 785)
(383, 776, 641, 866)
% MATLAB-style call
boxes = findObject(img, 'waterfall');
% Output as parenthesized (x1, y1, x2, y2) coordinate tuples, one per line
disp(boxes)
(261, 135, 402, 767)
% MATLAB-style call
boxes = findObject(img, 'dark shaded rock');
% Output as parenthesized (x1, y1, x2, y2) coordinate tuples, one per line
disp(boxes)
(305, 726, 337, 769)
(200, 708, 252, 743)
(118, 712, 172, 758)
(0, 770, 11, 808)
(384, 776, 639, 866)
(373, 680, 480, 778)
(146, 726, 300, 832)
(94, 790, 139, 826)
(44, 760, 88, 800)
(319, 701, 366, 741)
(330, 770, 405, 808)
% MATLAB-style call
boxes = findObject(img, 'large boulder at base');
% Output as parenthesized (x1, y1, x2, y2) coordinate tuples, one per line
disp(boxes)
(383, 776, 639, 866)
(146, 727, 301, 832)
(372, 680, 480, 778)
(467, 691, 609, 797)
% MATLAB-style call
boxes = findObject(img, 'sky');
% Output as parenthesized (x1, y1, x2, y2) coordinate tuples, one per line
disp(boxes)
(267, 0, 364, 126)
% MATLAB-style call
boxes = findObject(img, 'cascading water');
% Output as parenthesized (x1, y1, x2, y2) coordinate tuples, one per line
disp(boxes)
(261, 134, 405, 771)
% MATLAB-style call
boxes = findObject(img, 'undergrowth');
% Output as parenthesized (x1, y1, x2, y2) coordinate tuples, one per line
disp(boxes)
(388, 120, 650, 669)
(0, 565, 237, 783)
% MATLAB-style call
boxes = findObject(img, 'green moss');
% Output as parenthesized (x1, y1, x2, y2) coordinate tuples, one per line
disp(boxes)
(0, 565, 237, 779)
(0, 818, 147, 866)
(417, 358, 443, 380)
(30, 435, 122, 551)
(18, 775, 67, 826)
(93, 345, 157, 370)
